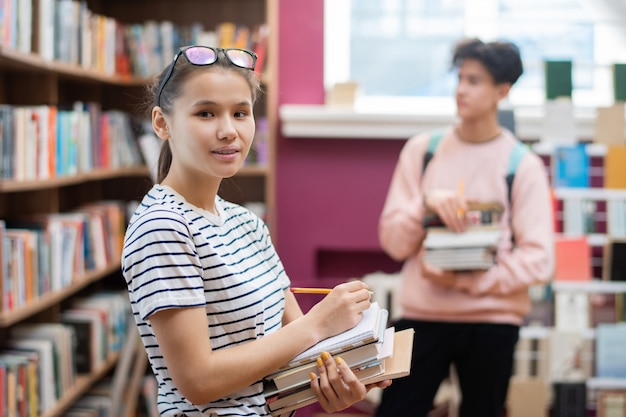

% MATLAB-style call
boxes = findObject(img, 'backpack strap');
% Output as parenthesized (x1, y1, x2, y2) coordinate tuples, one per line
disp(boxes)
(505, 141, 528, 207)
(505, 141, 528, 246)
(422, 130, 445, 175)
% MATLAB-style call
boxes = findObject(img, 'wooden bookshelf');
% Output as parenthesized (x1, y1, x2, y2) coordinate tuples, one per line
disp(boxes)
(0, 0, 278, 415)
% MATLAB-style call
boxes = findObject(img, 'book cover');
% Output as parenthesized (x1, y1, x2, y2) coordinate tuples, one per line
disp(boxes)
(595, 323, 626, 378)
(595, 103, 625, 146)
(607, 200, 626, 238)
(60, 312, 97, 374)
(4, 338, 57, 411)
(11, 323, 76, 399)
(545, 60, 572, 100)
(423, 227, 502, 250)
(604, 145, 626, 189)
(597, 390, 626, 416)
(267, 328, 414, 416)
(553, 145, 589, 188)
(614, 63, 626, 102)
(266, 361, 385, 412)
(603, 239, 626, 281)
(554, 237, 591, 281)
(266, 327, 393, 392)
(555, 292, 589, 332)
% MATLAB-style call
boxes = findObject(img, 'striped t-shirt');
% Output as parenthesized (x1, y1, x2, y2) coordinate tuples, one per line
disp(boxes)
(122, 185, 290, 416)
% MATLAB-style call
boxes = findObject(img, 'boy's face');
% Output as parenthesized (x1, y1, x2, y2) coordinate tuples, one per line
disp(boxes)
(455, 59, 510, 122)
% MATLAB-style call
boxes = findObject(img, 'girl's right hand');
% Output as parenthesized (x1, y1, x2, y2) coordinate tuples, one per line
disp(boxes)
(305, 281, 372, 342)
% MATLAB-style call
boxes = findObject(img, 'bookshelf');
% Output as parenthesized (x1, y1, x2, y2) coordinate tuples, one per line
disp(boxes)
(0, 0, 277, 415)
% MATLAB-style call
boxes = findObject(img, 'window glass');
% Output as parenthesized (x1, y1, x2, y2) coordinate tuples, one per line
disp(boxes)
(325, 0, 624, 108)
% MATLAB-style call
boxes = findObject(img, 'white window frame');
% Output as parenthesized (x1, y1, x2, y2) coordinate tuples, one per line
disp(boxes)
(324, 0, 626, 113)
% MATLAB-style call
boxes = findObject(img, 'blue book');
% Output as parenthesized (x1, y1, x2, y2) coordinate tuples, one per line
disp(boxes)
(595, 323, 626, 378)
(553, 145, 589, 188)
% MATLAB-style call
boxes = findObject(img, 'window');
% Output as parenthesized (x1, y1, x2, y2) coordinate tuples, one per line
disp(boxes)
(324, 0, 626, 110)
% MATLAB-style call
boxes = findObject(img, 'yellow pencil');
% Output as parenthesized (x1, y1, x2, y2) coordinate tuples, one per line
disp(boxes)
(457, 179, 465, 218)
(290, 287, 374, 295)
(290, 287, 332, 294)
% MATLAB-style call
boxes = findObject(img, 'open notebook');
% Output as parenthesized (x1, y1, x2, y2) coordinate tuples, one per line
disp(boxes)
(285, 302, 387, 368)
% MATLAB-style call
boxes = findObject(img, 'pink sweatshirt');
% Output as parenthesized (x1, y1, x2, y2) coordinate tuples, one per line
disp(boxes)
(379, 127, 555, 325)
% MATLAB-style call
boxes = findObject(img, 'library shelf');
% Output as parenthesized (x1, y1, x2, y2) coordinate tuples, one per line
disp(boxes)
(0, 166, 151, 193)
(0, 0, 278, 414)
(551, 280, 626, 294)
(0, 262, 122, 326)
(587, 377, 626, 390)
(40, 352, 121, 417)
(0, 47, 150, 86)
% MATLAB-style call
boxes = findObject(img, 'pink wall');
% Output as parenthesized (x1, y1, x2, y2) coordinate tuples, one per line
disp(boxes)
(276, 0, 403, 295)
(275, 2, 403, 414)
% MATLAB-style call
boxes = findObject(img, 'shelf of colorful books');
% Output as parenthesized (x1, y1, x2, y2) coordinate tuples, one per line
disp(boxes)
(0, 262, 121, 326)
(40, 352, 121, 417)
(0, 166, 150, 193)
(552, 281, 626, 294)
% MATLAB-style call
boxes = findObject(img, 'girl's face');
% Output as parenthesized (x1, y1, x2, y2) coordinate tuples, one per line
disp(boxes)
(455, 59, 509, 123)
(162, 69, 255, 181)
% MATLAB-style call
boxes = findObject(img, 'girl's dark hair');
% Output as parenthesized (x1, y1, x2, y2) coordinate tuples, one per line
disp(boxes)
(452, 38, 523, 85)
(144, 49, 262, 183)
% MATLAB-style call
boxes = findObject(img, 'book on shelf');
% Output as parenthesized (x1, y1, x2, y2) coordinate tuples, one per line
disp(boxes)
(265, 328, 415, 416)
(555, 292, 590, 331)
(10, 322, 76, 400)
(605, 145, 626, 189)
(595, 323, 626, 378)
(554, 236, 591, 282)
(614, 63, 626, 102)
(595, 103, 625, 146)
(4, 338, 57, 411)
(597, 390, 626, 417)
(2, 348, 39, 417)
(0, 353, 30, 417)
(545, 60, 573, 100)
(603, 239, 626, 281)
(607, 200, 626, 238)
(553, 144, 589, 187)
(60, 309, 105, 374)
(548, 330, 594, 382)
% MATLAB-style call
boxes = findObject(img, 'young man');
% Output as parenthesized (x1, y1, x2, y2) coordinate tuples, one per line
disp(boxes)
(376, 38, 554, 417)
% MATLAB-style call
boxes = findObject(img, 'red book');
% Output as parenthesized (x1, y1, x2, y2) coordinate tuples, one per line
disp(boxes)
(554, 236, 591, 281)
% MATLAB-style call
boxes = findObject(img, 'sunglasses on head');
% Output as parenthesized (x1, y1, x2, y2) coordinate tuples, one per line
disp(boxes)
(156, 45, 258, 107)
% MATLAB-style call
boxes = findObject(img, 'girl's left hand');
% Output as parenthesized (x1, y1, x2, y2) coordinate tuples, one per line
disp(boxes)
(310, 352, 391, 413)
(420, 259, 457, 288)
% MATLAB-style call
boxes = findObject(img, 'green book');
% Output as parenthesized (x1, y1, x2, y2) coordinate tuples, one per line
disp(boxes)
(545, 60, 572, 100)
(613, 63, 626, 102)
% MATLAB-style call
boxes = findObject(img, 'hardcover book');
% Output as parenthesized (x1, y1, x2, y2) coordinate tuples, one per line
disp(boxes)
(265, 328, 415, 416)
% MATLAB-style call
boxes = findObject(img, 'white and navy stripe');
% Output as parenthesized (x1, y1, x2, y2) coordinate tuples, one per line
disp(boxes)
(122, 185, 289, 416)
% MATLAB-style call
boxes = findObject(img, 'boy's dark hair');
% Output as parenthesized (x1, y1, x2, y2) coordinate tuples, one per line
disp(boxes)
(452, 38, 523, 85)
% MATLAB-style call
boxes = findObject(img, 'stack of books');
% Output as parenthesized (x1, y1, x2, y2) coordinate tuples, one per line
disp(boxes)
(422, 202, 504, 271)
(262, 303, 414, 415)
